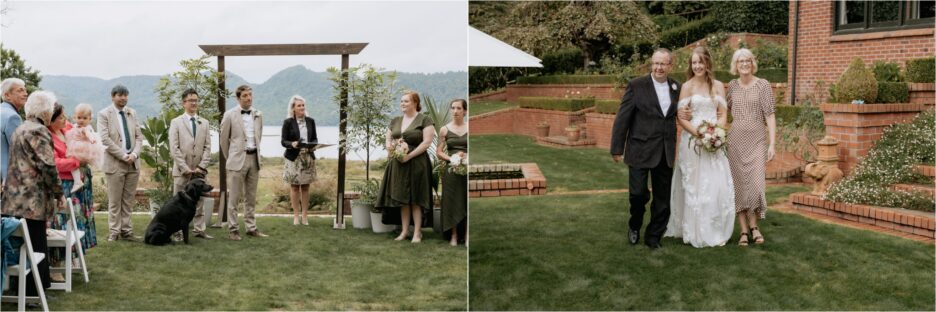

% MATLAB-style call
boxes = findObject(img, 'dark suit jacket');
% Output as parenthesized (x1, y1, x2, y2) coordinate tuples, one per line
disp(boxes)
(610, 74, 681, 169)
(280, 117, 317, 161)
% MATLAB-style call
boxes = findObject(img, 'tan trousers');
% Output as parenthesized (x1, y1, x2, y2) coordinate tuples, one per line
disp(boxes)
(106, 168, 140, 236)
(227, 153, 259, 233)
(173, 176, 207, 233)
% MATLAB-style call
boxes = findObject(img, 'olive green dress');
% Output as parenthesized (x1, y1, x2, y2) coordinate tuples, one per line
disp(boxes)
(376, 114, 434, 227)
(440, 126, 468, 242)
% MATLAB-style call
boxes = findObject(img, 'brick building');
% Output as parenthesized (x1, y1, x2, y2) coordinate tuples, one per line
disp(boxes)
(788, 0, 934, 104)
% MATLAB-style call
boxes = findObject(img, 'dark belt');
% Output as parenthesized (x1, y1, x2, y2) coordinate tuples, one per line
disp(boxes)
(246, 148, 257, 155)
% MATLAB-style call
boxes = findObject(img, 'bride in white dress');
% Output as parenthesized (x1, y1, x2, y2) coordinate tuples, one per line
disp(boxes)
(665, 46, 736, 248)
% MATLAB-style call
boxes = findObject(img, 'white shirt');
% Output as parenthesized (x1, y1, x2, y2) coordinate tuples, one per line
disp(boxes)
(241, 109, 257, 150)
(183, 112, 198, 136)
(652, 78, 672, 116)
(114, 105, 132, 154)
(297, 118, 308, 143)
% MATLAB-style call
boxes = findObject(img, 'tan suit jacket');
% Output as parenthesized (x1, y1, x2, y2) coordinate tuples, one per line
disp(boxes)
(219, 107, 263, 171)
(97, 105, 143, 173)
(169, 114, 211, 177)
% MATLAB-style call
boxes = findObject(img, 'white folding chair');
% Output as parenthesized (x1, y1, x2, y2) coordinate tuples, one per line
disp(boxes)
(46, 198, 89, 292)
(1, 220, 50, 312)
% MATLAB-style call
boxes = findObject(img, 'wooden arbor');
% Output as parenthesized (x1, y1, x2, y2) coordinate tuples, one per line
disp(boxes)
(199, 43, 368, 229)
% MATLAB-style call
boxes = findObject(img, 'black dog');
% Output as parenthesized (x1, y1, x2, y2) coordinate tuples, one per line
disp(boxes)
(144, 178, 213, 245)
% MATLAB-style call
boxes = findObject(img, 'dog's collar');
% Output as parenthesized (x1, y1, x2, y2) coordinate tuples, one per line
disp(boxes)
(180, 192, 195, 202)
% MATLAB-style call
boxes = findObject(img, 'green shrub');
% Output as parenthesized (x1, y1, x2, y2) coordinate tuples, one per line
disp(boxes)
(541, 48, 585, 75)
(774, 105, 802, 127)
(876, 82, 910, 103)
(826, 110, 935, 211)
(751, 39, 788, 69)
(872, 60, 902, 82)
(653, 14, 688, 32)
(711, 1, 789, 35)
(517, 97, 596, 111)
(833, 58, 878, 103)
(906, 57, 935, 83)
(658, 15, 718, 50)
(777, 102, 825, 162)
(469, 66, 534, 95)
(595, 100, 620, 114)
(516, 75, 618, 85)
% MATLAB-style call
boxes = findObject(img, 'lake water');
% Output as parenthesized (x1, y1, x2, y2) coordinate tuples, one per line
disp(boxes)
(209, 126, 386, 161)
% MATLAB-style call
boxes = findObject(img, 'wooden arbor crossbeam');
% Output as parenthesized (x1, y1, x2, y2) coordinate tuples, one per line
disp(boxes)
(199, 42, 369, 229)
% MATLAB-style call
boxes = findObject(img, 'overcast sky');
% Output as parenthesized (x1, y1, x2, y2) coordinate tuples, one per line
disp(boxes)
(1, 1, 467, 83)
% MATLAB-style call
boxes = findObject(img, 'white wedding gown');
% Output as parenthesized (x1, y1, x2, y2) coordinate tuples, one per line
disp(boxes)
(665, 94, 736, 248)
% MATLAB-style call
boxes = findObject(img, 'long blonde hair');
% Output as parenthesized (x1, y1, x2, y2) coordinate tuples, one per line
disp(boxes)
(685, 46, 717, 97)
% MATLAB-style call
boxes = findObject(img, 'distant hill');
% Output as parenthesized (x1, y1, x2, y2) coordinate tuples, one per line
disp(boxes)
(39, 66, 467, 126)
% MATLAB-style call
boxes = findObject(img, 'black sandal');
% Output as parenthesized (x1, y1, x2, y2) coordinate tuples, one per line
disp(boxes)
(752, 227, 764, 245)
(738, 233, 749, 246)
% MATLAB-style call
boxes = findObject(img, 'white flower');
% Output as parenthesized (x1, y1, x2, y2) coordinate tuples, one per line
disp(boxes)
(671, 83, 678, 91)
(450, 154, 462, 166)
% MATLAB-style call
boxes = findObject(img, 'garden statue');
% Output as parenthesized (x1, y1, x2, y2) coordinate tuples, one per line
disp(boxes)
(805, 136, 845, 196)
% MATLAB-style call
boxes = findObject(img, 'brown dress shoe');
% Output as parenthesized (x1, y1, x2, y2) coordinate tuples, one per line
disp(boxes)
(107, 233, 119, 241)
(229, 232, 242, 241)
(120, 233, 140, 242)
(194, 232, 214, 239)
(246, 230, 268, 238)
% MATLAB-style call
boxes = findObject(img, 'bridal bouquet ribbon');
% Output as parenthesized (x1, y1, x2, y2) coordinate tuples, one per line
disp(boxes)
(449, 153, 468, 176)
(391, 139, 409, 162)
(689, 120, 728, 156)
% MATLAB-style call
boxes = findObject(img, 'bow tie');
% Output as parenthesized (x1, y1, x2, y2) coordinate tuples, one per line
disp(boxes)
(241, 110, 251, 115)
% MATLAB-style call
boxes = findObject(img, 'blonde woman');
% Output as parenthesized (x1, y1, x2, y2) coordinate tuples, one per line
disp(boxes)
(725, 48, 776, 246)
(280, 95, 318, 225)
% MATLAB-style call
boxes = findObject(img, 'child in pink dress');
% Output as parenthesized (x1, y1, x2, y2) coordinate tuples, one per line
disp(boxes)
(65, 103, 105, 192)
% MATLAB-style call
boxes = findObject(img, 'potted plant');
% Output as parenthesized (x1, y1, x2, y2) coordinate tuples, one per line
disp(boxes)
(536, 121, 550, 137)
(350, 178, 379, 229)
(565, 123, 581, 142)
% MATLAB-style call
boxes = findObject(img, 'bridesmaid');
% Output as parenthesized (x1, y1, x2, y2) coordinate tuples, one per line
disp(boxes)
(436, 99, 468, 246)
(726, 48, 776, 246)
(375, 91, 435, 243)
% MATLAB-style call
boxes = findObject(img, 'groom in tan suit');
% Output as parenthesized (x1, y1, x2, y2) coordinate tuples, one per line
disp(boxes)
(220, 85, 267, 240)
(169, 88, 214, 239)
(98, 84, 143, 241)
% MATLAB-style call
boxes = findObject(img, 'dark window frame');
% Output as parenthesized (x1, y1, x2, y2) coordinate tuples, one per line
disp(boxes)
(833, 0, 935, 35)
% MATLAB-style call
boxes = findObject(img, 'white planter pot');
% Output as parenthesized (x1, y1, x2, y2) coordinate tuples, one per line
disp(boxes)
(370, 211, 398, 233)
(351, 200, 373, 229)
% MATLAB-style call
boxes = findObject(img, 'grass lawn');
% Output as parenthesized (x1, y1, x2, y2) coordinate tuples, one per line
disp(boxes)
(472, 101, 517, 116)
(471, 135, 628, 192)
(1, 215, 467, 310)
(468, 186, 935, 310)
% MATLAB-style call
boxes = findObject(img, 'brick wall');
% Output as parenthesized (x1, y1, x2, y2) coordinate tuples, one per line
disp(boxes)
(585, 112, 615, 149)
(470, 89, 507, 102)
(909, 83, 936, 105)
(470, 107, 588, 137)
(470, 108, 518, 135)
(788, 1, 936, 104)
(820, 103, 930, 174)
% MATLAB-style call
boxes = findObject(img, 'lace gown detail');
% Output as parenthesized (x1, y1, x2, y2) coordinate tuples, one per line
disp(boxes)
(664, 94, 736, 247)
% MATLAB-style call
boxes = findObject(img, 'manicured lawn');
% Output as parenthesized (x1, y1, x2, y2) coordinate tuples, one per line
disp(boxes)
(472, 101, 517, 116)
(468, 186, 935, 310)
(471, 135, 628, 192)
(1, 215, 467, 311)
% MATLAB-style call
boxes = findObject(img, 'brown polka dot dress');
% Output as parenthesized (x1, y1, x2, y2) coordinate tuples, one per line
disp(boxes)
(726, 78, 775, 218)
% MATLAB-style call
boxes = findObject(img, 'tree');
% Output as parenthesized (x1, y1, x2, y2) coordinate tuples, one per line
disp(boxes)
(710, 1, 789, 35)
(471, 1, 658, 70)
(329, 64, 399, 180)
(153, 55, 229, 131)
(1, 45, 42, 93)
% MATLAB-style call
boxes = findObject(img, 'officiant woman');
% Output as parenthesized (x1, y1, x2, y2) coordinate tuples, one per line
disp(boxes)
(281, 95, 318, 226)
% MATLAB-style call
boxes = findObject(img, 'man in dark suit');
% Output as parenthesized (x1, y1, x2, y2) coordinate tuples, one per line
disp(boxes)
(610, 48, 681, 249)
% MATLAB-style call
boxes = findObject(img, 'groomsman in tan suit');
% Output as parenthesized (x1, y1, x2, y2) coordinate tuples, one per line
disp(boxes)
(169, 88, 214, 240)
(98, 85, 143, 241)
(220, 85, 268, 240)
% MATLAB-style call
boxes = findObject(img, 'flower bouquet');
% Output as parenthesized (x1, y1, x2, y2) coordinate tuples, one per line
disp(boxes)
(449, 153, 468, 176)
(391, 139, 409, 162)
(689, 120, 728, 156)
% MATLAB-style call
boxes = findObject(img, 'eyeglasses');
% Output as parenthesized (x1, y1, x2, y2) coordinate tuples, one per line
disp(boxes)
(651, 62, 672, 67)
(737, 59, 753, 64)
(184, 99, 199, 103)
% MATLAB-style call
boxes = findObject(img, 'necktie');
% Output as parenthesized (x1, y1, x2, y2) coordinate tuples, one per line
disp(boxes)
(191, 117, 197, 138)
(120, 111, 131, 150)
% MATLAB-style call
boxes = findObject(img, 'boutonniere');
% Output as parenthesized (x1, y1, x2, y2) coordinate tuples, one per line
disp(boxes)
(254, 111, 262, 118)
(671, 83, 678, 91)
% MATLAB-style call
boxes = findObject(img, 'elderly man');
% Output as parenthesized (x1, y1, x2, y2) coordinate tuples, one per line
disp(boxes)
(98, 85, 143, 242)
(168, 88, 213, 239)
(1, 78, 28, 185)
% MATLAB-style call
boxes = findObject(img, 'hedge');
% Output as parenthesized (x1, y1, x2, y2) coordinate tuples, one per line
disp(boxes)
(595, 100, 620, 114)
(516, 75, 618, 85)
(876, 82, 910, 104)
(774, 105, 802, 127)
(668, 68, 787, 84)
(541, 48, 584, 75)
(906, 57, 935, 83)
(517, 97, 596, 112)
(658, 15, 718, 50)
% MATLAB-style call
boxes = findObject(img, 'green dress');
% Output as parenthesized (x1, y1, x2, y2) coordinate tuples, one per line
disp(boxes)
(376, 114, 434, 227)
(440, 126, 467, 241)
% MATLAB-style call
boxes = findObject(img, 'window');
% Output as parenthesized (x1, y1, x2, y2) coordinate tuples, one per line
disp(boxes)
(834, 0, 936, 34)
